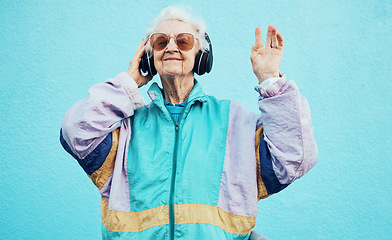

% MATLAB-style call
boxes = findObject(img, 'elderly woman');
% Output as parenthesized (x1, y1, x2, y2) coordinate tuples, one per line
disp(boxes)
(60, 6, 317, 240)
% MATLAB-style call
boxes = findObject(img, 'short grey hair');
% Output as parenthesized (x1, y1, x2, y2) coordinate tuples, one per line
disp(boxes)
(145, 6, 208, 53)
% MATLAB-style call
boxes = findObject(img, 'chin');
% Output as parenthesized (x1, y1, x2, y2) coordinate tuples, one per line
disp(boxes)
(162, 67, 186, 76)
(162, 70, 181, 76)
(157, 62, 193, 77)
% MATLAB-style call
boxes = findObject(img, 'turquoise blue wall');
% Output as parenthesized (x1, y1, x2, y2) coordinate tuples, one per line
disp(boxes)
(1, 0, 391, 239)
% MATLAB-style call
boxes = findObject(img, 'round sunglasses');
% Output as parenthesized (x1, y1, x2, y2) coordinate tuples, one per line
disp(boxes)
(149, 33, 198, 52)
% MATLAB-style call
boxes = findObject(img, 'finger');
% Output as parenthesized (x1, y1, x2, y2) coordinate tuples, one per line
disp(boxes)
(252, 27, 263, 51)
(136, 38, 148, 50)
(271, 27, 278, 48)
(266, 24, 274, 48)
(132, 39, 149, 60)
(137, 44, 148, 59)
(277, 32, 284, 50)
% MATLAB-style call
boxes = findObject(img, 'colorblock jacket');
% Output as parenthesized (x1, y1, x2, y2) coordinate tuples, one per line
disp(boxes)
(60, 72, 318, 239)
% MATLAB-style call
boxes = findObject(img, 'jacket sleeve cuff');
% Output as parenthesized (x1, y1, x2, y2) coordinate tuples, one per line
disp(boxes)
(256, 74, 287, 99)
(113, 72, 145, 109)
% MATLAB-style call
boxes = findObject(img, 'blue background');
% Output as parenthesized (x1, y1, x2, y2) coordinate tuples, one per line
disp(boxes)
(1, 0, 391, 239)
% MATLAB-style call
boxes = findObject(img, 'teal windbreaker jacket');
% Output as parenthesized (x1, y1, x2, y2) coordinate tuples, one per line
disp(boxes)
(60, 72, 318, 239)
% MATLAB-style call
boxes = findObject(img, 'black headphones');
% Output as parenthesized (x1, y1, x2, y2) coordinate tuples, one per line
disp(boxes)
(139, 33, 213, 76)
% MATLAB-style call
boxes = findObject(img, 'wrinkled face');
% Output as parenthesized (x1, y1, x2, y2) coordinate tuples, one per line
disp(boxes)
(152, 20, 199, 77)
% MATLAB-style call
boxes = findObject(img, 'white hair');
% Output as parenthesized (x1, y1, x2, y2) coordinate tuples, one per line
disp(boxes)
(145, 6, 208, 53)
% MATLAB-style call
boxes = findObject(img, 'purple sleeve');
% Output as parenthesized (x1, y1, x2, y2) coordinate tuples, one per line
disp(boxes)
(61, 72, 144, 160)
(257, 74, 318, 185)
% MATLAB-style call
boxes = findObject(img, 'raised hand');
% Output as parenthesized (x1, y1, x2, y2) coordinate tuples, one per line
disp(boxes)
(251, 24, 284, 84)
(127, 38, 153, 87)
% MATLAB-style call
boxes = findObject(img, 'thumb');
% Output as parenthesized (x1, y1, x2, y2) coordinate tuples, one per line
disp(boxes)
(252, 27, 263, 51)
(137, 74, 153, 87)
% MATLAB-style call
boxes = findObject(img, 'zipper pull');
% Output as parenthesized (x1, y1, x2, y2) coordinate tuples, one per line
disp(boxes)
(175, 122, 179, 132)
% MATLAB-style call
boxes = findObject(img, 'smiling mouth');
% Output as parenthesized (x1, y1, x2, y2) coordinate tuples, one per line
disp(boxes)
(164, 58, 181, 61)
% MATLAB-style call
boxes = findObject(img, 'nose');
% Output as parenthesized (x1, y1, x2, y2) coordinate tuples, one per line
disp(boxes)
(165, 37, 178, 52)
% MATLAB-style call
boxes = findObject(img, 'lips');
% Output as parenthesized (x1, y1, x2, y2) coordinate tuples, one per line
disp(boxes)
(164, 58, 181, 61)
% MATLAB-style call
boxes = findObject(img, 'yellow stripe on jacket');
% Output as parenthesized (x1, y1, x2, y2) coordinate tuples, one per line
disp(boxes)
(101, 198, 256, 234)
(89, 128, 120, 189)
(255, 125, 273, 200)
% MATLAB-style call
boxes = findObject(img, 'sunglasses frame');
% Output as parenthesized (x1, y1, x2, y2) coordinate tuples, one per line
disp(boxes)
(148, 32, 199, 52)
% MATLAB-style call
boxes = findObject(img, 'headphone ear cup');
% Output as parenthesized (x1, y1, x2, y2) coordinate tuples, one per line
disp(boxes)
(193, 50, 203, 75)
(203, 50, 213, 74)
(193, 33, 213, 76)
(139, 52, 148, 74)
(139, 51, 157, 76)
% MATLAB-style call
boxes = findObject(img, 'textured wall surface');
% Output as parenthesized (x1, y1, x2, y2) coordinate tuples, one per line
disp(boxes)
(1, 0, 391, 239)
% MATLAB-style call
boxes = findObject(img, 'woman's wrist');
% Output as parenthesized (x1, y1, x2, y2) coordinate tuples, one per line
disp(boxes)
(127, 71, 144, 88)
(256, 71, 280, 84)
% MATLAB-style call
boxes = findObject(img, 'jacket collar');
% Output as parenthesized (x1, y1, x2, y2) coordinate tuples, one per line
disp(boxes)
(147, 79, 207, 108)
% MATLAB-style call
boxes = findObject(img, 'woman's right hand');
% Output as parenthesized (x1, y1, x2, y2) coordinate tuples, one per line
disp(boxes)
(127, 38, 153, 87)
(251, 25, 284, 84)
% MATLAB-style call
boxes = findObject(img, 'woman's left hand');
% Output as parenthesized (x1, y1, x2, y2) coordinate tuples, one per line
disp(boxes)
(251, 24, 284, 84)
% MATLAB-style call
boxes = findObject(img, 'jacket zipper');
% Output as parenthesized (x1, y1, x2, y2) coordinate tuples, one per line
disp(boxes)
(169, 121, 179, 240)
(166, 99, 198, 239)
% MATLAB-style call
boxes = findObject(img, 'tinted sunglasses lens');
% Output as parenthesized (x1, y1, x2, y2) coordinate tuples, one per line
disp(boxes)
(150, 33, 196, 51)
(151, 34, 168, 51)
(176, 33, 194, 51)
